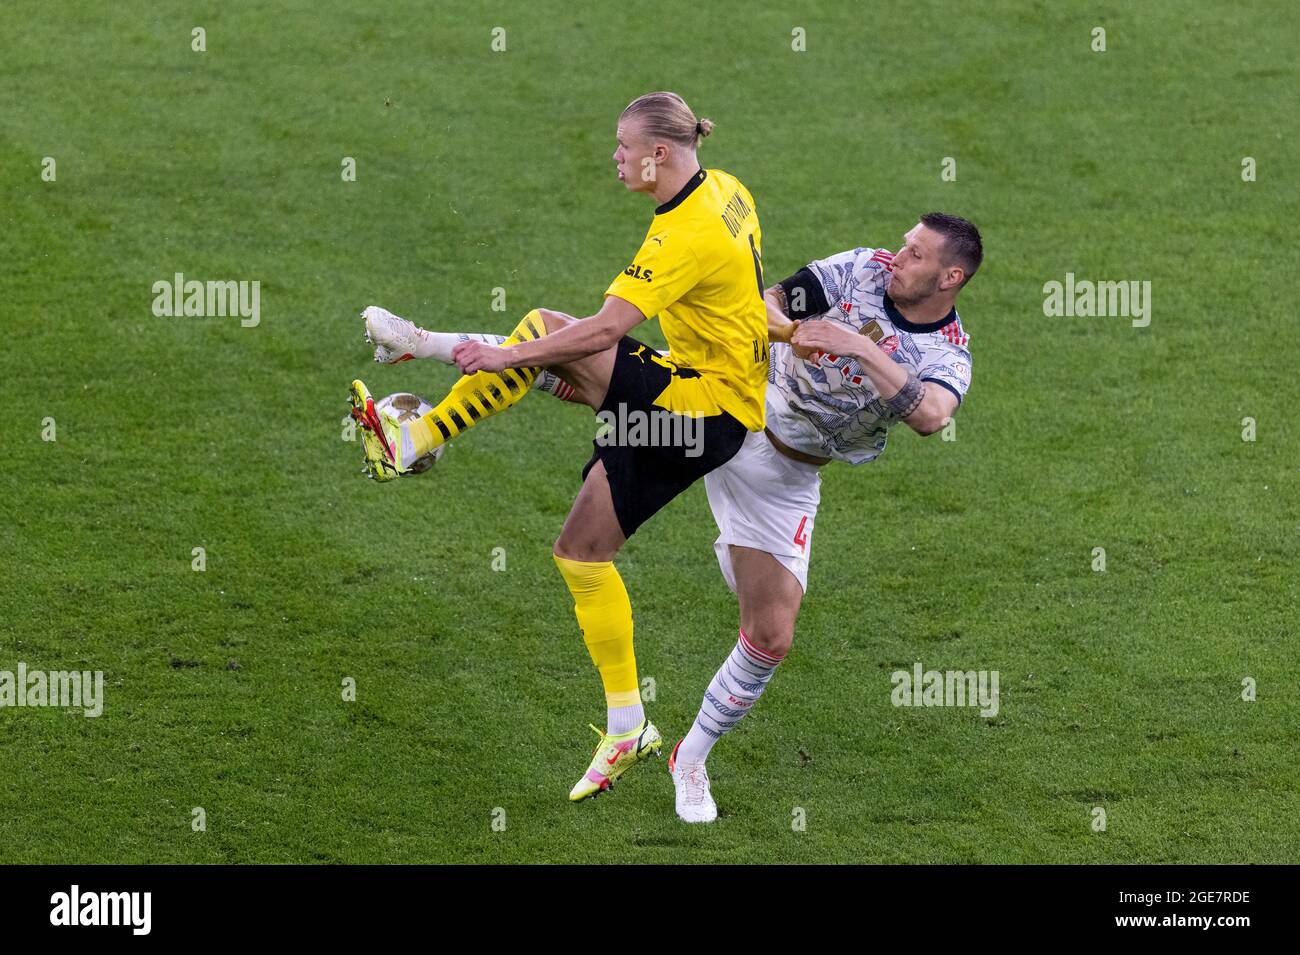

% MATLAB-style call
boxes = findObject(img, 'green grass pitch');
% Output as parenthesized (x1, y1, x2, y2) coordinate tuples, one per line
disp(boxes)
(1, 0, 1297, 864)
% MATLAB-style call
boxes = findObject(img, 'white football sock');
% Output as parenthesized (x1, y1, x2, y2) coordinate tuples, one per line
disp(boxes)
(420, 331, 505, 362)
(677, 629, 785, 766)
(533, 369, 576, 401)
(607, 702, 645, 736)
(419, 330, 576, 401)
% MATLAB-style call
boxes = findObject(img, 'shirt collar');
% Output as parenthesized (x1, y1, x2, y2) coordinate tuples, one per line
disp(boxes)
(655, 168, 707, 215)
(884, 290, 957, 334)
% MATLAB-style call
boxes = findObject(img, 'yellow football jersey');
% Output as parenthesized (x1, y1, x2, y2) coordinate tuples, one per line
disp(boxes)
(605, 168, 768, 431)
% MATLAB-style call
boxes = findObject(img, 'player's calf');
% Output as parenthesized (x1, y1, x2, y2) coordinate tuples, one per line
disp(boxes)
(362, 305, 578, 402)
(671, 627, 788, 822)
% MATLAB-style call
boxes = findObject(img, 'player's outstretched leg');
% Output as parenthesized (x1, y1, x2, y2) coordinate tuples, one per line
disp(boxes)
(364, 304, 500, 365)
(362, 305, 575, 400)
(350, 309, 548, 480)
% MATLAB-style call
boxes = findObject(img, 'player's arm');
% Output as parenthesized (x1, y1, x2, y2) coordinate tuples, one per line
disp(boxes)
(453, 296, 645, 373)
(790, 321, 957, 436)
(766, 285, 823, 361)
(455, 228, 702, 375)
(765, 285, 795, 342)
(767, 265, 839, 358)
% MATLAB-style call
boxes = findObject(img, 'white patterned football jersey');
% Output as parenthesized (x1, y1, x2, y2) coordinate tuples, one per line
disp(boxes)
(766, 246, 972, 464)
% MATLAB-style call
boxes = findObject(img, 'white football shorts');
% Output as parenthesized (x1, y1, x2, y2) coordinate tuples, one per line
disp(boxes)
(705, 428, 823, 593)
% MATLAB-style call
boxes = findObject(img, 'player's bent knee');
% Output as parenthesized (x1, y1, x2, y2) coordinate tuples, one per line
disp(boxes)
(744, 624, 794, 660)
(535, 309, 577, 334)
(552, 535, 620, 565)
(552, 538, 585, 562)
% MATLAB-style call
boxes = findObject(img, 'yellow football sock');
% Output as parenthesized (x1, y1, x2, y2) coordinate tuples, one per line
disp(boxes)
(409, 309, 548, 458)
(553, 555, 640, 708)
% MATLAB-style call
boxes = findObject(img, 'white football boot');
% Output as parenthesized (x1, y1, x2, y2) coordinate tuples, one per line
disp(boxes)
(668, 739, 718, 823)
(362, 305, 426, 364)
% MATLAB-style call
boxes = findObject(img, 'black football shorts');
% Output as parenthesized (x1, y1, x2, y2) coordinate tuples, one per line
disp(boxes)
(582, 336, 747, 538)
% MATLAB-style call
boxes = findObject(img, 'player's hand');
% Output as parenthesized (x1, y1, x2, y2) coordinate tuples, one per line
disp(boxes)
(453, 340, 510, 375)
(781, 319, 818, 359)
(791, 321, 861, 363)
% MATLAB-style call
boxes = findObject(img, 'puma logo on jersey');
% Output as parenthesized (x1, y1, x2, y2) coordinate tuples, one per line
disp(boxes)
(630, 344, 648, 363)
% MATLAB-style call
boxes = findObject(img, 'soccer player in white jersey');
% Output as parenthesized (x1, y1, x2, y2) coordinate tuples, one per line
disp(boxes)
(665, 212, 982, 821)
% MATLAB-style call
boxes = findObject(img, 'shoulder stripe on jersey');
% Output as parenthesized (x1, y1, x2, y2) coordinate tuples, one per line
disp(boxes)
(939, 317, 969, 347)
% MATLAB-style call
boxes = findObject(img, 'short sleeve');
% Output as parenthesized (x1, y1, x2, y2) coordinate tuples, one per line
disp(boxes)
(605, 229, 701, 319)
(917, 341, 973, 406)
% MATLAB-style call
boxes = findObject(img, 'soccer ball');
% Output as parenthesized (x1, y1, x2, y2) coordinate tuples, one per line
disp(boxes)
(376, 392, 444, 474)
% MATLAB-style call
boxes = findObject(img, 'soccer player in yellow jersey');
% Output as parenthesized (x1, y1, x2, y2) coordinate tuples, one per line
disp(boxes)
(348, 92, 769, 801)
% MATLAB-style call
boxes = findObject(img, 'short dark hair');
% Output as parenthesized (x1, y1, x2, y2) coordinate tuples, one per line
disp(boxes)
(921, 212, 983, 286)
